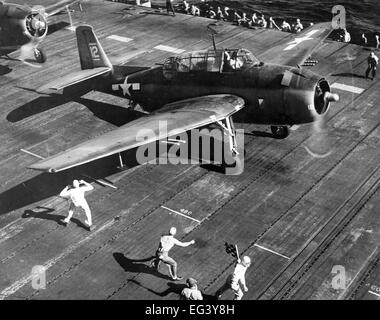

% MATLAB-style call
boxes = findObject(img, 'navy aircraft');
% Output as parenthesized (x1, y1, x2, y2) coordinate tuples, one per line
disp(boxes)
(0, 0, 81, 63)
(29, 23, 339, 173)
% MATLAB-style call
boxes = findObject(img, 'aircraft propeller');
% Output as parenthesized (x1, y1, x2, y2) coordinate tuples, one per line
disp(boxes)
(304, 87, 339, 158)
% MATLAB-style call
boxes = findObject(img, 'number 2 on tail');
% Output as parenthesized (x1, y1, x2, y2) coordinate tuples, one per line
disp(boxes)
(89, 44, 100, 59)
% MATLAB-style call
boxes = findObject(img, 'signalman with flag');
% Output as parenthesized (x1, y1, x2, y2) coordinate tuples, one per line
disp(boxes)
(215, 242, 251, 300)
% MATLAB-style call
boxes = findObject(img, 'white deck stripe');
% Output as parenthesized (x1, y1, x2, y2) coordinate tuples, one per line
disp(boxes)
(107, 35, 133, 43)
(331, 83, 365, 94)
(154, 45, 185, 54)
(161, 206, 201, 223)
(254, 244, 290, 260)
(368, 290, 380, 298)
(20, 148, 45, 160)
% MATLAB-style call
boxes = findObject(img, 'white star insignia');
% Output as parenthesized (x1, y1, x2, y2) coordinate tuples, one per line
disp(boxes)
(283, 30, 319, 51)
(112, 76, 140, 97)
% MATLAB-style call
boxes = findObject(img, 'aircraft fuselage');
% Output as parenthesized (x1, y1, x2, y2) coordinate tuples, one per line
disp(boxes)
(101, 62, 331, 126)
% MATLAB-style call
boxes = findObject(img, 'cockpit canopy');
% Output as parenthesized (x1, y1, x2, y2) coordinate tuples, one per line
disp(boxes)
(163, 48, 260, 77)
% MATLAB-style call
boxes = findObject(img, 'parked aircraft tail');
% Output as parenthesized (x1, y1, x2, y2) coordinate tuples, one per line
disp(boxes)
(76, 25, 113, 70)
(36, 25, 147, 94)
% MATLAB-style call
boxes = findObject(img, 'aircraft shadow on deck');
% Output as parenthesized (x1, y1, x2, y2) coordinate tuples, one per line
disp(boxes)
(75, 97, 143, 126)
(113, 252, 216, 299)
(0, 65, 12, 75)
(7, 92, 144, 126)
(113, 252, 173, 281)
(7, 93, 75, 123)
(0, 151, 140, 217)
(47, 21, 71, 35)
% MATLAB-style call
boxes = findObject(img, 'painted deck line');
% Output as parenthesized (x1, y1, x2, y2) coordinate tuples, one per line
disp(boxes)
(161, 205, 201, 223)
(107, 35, 134, 43)
(254, 243, 291, 260)
(154, 45, 185, 54)
(331, 82, 365, 94)
(368, 290, 380, 298)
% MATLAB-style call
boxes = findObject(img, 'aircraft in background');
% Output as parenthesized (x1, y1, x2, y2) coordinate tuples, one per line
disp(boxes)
(0, 0, 81, 63)
(29, 23, 339, 173)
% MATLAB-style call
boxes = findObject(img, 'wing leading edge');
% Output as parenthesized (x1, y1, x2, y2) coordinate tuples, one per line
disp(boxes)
(258, 22, 332, 67)
(28, 95, 245, 173)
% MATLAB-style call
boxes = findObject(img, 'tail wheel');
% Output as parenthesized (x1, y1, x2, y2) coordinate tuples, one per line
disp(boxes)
(34, 48, 46, 63)
(271, 126, 289, 139)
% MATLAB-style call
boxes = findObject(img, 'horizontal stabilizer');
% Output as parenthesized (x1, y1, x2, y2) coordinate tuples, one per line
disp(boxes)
(45, 0, 81, 17)
(37, 67, 111, 93)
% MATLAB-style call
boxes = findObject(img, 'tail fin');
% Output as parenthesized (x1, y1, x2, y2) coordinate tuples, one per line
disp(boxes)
(76, 25, 112, 70)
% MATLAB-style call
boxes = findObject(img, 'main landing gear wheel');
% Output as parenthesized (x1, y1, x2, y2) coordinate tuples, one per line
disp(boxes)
(271, 126, 289, 139)
(34, 48, 46, 63)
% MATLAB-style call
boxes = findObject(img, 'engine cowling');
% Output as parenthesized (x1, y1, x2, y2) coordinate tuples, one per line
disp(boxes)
(24, 12, 48, 40)
(283, 68, 339, 124)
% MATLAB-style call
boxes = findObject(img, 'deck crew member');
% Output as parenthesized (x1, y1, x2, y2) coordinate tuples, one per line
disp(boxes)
(294, 18, 303, 33)
(216, 6, 224, 20)
(281, 20, 291, 32)
(268, 17, 280, 30)
(215, 256, 251, 300)
(362, 33, 368, 46)
(233, 11, 241, 24)
(343, 28, 351, 43)
(257, 14, 267, 28)
(166, 0, 175, 16)
(365, 51, 379, 80)
(375, 34, 379, 49)
(191, 4, 200, 16)
(207, 7, 216, 19)
(59, 179, 94, 230)
(183, 0, 190, 14)
(151, 227, 195, 281)
(180, 278, 203, 300)
(238, 12, 249, 27)
(223, 6, 231, 21)
(249, 13, 258, 27)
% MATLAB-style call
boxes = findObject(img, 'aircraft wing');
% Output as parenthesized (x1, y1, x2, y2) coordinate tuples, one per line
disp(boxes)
(45, 0, 81, 17)
(28, 94, 244, 173)
(258, 22, 332, 66)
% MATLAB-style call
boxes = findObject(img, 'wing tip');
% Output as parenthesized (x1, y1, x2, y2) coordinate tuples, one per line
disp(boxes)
(27, 164, 57, 173)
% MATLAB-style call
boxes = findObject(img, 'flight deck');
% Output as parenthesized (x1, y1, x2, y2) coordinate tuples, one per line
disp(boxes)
(0, 0, 379, 300)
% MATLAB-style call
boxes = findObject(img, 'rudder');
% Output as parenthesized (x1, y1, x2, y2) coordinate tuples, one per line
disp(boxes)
(76, 25, 112, 70)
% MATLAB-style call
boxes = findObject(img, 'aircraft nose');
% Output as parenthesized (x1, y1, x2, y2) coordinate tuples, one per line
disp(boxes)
(33, 19, 45, 29)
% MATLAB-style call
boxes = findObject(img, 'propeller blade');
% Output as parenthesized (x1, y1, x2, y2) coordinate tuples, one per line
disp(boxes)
(324, 92, 339, 103)
(304, 108, 333, 159)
